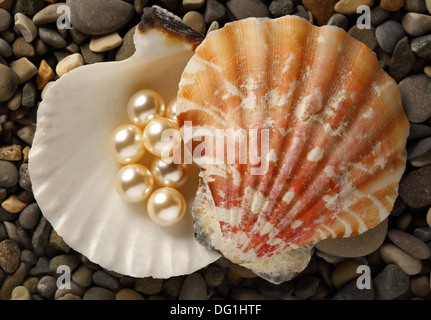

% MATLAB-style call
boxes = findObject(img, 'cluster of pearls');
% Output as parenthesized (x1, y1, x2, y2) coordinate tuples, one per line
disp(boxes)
(108, 89, 188, 227)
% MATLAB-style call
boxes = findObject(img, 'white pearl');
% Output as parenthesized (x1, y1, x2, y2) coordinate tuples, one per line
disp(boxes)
(166, 98, 178, 121)
(114, 164, 154, 203)
(108, 124, 145, 164)
(147, 187, 186, 227)
(151, 158, 189, 188)
(143, 117, 181, 158)
(127, 89, 166, 127)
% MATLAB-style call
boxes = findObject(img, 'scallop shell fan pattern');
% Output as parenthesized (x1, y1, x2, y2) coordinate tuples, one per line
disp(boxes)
(177, 16, 410, 283)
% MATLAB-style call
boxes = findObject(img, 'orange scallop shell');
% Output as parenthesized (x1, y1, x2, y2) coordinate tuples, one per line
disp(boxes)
(177, 16, 409, 283)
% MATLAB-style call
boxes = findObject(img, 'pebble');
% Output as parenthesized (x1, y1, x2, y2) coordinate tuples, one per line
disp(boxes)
(18, 163, 32, 192)
(80, 43, 104, 64)
(402, 13, 431, 37)
(22, 80, 36, 107)
(48, 229, 69, 253)
(0, 145, 21, 161)
(134, 277, 164, 295)
(31, 216, 52, 250)
(12, 36, 35, 59)
(0, 64, 19, 102)
(9, 58, 38, 85)
(427, 0, 431, 14)
(380, 0, 405, 12)
(410, 275, 430, 297)
(56, 53, 85, 77)
(38, 27, 67, 49)
(408, 137, 431, 160)
(374, 264, 410, 300)
(89, 33, 123, 53)
(83, 287, 116, 300)
(2, 195, 27, 213)
(72, 264, 93, 287)
(380, 243, 422, 275)
(413, 226, 431, 242)
(29, 256, 50, 276)
(32, 3, 64, 25)
(334, 0, 375, 15)
(427, 207, 431, 228)
(115, 26, 135, 61)
(54, 280, 85, 299)
(36, 59, 54, 90)
(315, 219, 387, 258)
(398, 75, 431, 124)
(348, 25, 377, 51)
(203, 264, 225, 287)
(69, 27, 88, 45)
(0, 8, 11, 32)
(411, 34, 431, 57)
(66, 0, 135, 36)
(133, 0, 148, 15)
(37, 275, 56, 299)
(399, 165, 431, 208)
(13, 0, 45, 18)
(49, 254, 80, 273)
(375, 20, 406, 54)
(226, 0, 270, 20)
(256, 277, 294, 299)
(0, 160, 18, 188)
(302, 0, 335, 25)
(116, 288, 145, 300)
(334, 279, 374, 300)
(10, 285, 31, 300)
(204, 0, 226, 24)
(57, 293, 82, 300)
(387, 228, 430, 260)
(182, 11, 206, 35)
(230, 287, 266, 300)
(14, 13, 38, 43)
(0, 0, 13, 10)
(331, 260, 362, 289)
(0, 262, 26, 300)
(182, 0, 205, 10)
(390, 37, 416, 82)
(92, 270, 120, 291)
(0, 239, 20, 273)
(294, 275, 320, 299)
(371, 5, 391, 25)
(179, 272, 208, 300)
(163, 276, 184, 298)
(327, 13, 349, 30)
(405, 0, 428, 13)
(0, 38, 12, 58)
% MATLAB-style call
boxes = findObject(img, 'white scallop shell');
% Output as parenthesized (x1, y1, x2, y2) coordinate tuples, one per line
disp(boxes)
(29, 7, 220, 278)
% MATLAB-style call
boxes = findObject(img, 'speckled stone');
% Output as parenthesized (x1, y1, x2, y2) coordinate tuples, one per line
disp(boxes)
(0, 160, 18, 188)
(0, 64, 19, 102)
(178, 273, 208, 300)
(399, 165, 431, 208)
(374, 264, 410, 300)
(398, 75, 431, 123)
(0, 239, 20, 273)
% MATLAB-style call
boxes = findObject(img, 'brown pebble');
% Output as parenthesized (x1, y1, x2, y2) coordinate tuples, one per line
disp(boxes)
(0, 239, 21, 273)
(36, 59, 55, 90)
(1, 195, 28, 213)
(302, 0, 336, 25)
(380, 0, 405, 12)
(387, 229, 430, 260)
(427, 207, 431, 228)
(410, 275, 430, 297)
(0, 145, 22, 161)
(331, 260, 362, 289)
(116, 288, 145, 300)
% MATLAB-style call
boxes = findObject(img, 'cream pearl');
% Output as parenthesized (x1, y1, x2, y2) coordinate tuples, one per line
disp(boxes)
(127, 89, 166, 127)
(147, 187, 186, 227)
(114, 164, 154, 203)
(143, 118, 181, 158)
(166, 98, 178, 121)
(108, 124, 145, 164)
(151, 158, 189, 188)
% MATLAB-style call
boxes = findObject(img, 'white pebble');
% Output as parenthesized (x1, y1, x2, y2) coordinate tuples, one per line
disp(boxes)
(56, 53, 85, 77)
(14, 13, 38, 43)
(89, 33, 123, 53)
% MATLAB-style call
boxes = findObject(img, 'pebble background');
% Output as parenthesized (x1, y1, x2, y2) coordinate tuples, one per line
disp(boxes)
(0, 0, 431, 301)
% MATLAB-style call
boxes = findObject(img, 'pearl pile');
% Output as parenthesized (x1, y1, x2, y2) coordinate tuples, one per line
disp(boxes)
(108, 89, 188, 227)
